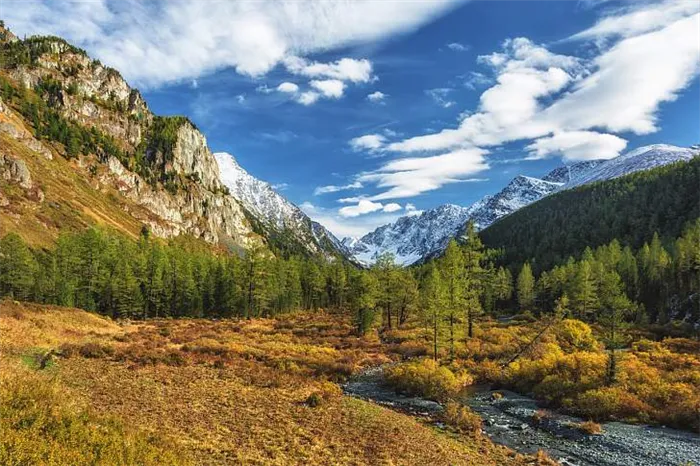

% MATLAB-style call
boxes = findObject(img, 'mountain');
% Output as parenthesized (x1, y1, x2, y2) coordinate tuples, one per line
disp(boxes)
(0, 26, 343, 259)
(347, 144, 697, 266)
(215, 153, 347, 258)
(343, 204, 479, 266)
(480, 156, 700, 271)
(561, 144, 697, 189)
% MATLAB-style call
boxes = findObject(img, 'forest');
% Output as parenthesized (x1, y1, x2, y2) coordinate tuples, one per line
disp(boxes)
(480, 157, 700, 272)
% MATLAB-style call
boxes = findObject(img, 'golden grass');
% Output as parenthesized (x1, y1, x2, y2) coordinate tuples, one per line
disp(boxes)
(0, 302, 549, 466)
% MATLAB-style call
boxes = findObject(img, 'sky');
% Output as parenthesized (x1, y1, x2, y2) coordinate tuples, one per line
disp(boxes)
(5, 0, 700, 238)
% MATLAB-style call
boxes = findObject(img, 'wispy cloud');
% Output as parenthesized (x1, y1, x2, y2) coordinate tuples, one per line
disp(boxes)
(367, 91, 387, 103)
(425, 88, 456, 108)
(446, 42, 469, 52)
(314, 181, 363, 196)
(3, 0, 461, 88)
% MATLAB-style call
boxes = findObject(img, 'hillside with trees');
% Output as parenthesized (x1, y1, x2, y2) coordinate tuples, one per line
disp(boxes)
(479, 157, 700, 272)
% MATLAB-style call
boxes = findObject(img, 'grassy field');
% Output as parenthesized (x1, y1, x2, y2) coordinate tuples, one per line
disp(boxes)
(0, 301, 555, 466)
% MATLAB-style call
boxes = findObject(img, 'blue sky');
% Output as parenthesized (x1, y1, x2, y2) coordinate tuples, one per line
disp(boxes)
(6, 0, 700, 237)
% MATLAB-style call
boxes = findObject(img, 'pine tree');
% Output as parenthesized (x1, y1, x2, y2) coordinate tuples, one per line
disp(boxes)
(571, 260, 599, 320)
(440, 239, 465, 359)
(349, 270, 378, 336)
(462, 222, 484, 338)
(517, 262, 535, 312)
(422, 263, 446, 360)
(0, 233, 37, 300)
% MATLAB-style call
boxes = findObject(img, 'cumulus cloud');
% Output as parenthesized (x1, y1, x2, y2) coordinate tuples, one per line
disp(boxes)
(297, 91, 320, 106)
(339, 199, 384, 217)
(446, 42, 469, 52)
(525, 131, 628, 161)
(382, 203, 402, 213)
(310, 79, 346, 98)
(387, 5, 699, 162)
(284, 56, 374, 83)
(367, 91, 387, 102)
(358, 148, 489, 200)
(349, 134, 387, 152)
(4, 0, 460, 88)
(276, 81, 299, 93)
(314, 181, 363, 196)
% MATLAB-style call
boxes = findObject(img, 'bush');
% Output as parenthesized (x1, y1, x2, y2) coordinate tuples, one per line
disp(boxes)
(441, 401, 482, 434)
(554, 319, 601, 352)
(385, 359, 473, 402)
(306, 381, 342, 407)
(573, 387, 652, 422)
(572, 420, 602, 435)
(60, 342, 115, 359)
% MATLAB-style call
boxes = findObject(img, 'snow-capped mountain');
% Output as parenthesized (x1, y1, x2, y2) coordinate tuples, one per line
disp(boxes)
(343, 203, 481, 266)
(562, 144, 697, 189)
(214, 153, 347, 258)
(468, 176, 563, 229)
(346, 144, 698, 266)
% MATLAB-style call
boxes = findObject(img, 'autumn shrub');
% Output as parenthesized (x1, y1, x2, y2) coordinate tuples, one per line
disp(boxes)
(571, 420, 602, 435)
(395, 340, 428, 359)
(60, 341, 115, 359)
(554, 319, 601, 352)
(306, 381, 342, 407)
(441, 401, 482, 434)
(385, 359, 473, 402)
(573, 387, 652, 422)
(0, 370, 187, 466)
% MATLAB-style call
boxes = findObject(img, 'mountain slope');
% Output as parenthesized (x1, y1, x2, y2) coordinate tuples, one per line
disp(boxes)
(344, 204, 479, 266)
(215, 153, 347, 258)
(480, 156, 700, 271)
(0, 25, 343, 259)
(348, 144, 697, 266)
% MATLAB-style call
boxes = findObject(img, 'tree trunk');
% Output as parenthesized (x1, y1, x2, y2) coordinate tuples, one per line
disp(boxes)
(449, 313, 455, 361)
(433, 310, 438, 361)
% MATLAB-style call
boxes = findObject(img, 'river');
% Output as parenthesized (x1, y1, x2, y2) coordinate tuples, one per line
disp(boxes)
(342, 366, 700, 466)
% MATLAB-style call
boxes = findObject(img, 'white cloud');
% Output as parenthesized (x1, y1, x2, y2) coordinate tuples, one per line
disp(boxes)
(382, 203, 402, 213)
(570, 0, 700, 42)
(285, 56, 374, 83)
(446, 42, 469, 52)
(272, 182, 289, 191)
(256, 84, 274, 94)
(542, 12, 700, 135)
(525, 131, 628, 161)
(463, 71, 491, 90)
(236, 94, 246, 103)
(367, 91, 386, 102)
(387, 6, 699, 162)
(276, 81, 299, 93)
(358, 148, 489, 200)
(4, 0, 460, 88)
(349, 134, 387, 152)
(191, 79, 198, 89)
(314, 181, 363, 195)
(310, 79, 345, 98)
(297, 91, 320, 106)
(426, 88, 456, 108)
(339, 199, 384, 217)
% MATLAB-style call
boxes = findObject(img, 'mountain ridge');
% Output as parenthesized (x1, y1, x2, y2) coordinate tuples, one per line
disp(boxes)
(345, 144, 698, 266)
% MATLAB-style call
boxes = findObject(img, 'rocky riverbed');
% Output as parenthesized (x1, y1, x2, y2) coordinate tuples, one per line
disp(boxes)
(342, 366, 700, 466)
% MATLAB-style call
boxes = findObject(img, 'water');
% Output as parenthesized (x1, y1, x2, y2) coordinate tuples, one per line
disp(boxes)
(343, 366, 700, 466)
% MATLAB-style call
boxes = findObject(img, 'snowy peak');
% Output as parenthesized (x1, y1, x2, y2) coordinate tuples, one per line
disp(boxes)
(214, 152, 345, 258)
(346, 144, 697, 267)
(346, 204, 474, 266)
(564, 144, 698, 189)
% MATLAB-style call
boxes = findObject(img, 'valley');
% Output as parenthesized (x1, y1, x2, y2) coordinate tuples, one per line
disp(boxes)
(1, 9, 699, 466)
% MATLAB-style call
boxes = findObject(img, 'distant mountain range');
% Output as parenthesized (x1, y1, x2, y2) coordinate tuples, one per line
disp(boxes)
(343, 144, 699, 266)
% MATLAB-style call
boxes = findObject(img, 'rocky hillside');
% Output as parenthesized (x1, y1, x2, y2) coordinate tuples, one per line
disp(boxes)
(214, 152, 347, 258)
(0, 25, 345, 258)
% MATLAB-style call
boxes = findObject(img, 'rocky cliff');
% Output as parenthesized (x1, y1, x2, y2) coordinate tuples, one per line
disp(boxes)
(0, 26, 259, 249)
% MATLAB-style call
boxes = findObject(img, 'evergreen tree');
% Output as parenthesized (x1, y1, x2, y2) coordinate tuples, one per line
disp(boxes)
(517, 262, 535, 312)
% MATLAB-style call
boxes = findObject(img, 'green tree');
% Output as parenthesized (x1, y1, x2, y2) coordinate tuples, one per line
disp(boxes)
(349, 270, 378, 336)
(440, 239, 464, 359)
(517, 262, 535, 312)
(421, 263, 446, 360)
(0, 233, 37, 300)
